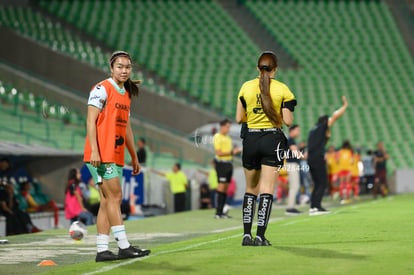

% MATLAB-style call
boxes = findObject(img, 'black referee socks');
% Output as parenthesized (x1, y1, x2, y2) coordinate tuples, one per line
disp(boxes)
(242, 193, 257, 236)
(256, 193, 273, 240)
(216, 191, 227, 216)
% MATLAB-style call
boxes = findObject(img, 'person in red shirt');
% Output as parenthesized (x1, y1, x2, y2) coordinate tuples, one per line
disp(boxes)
(84, 51, 150, 262)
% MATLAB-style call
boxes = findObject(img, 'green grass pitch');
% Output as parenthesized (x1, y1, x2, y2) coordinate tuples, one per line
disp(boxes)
(1, 194, 413, 274)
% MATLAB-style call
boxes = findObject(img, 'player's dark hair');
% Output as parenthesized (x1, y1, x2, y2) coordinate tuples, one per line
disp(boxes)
(342, 140, 352, 150)
(66, 168, 79, 194)
(257, 51, 282, 128)
(175, 163, 181, 170)
(317, 115, 329, 125)
(289, 124, 299, 132)
(219, 118, 231, 126)
(68, 168, 78, 182)
(109, 51, 140, 97)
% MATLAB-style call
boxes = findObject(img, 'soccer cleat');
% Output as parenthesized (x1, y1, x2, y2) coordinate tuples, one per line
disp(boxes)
(118, 245, 151, 259)
(95, 250, 118, 262)
(242, 235, 254, 246)
(285, 208, 302, 216)
(309, 207, 330, 216)
(253, 236, 272, 246)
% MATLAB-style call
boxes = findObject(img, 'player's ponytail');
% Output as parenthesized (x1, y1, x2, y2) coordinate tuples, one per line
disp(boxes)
(109, 51, 140, 97)
(124, 79, 140, 97)
(258, 51, 282, 128)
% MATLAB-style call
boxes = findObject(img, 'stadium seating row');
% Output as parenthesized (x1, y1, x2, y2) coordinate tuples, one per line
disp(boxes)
(245, 0, 414, 170)
(0, 80, 85, 151)
(1, 1, 413, 171)
(0, 79, 202, 168)
(38, 0, 261, 115)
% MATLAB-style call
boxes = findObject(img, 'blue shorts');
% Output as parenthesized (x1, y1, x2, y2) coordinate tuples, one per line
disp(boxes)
(86, 163, 123, 185)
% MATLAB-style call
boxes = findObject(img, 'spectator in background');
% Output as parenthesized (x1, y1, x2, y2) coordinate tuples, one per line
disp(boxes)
(0, 157, 12, 182)
(197, 159, 218, 208)
(285, 124, 302, 216)
(350, 148, 361, 200)
(199, 183, 212, 209)
(298, 141, 311, 205)
(0, 180, 41, 235)
(64, 168, 94, 226)
(20, 181, 60, 228)
(136, 138, 147, 166)
(85, 177, 101, 216)
(276, 164, 289, 203)
(362, 149, 375, 194)
(223, 177, 237, 215)
(338, 140, 354, 204)
(374, 141, 389, 198)
(326, 145, 339, 199)
(152, 163, 188, 212)
(76, 176, 100, 217)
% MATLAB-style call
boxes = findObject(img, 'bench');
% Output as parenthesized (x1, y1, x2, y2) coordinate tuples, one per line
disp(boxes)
(0, 211, 68, 237)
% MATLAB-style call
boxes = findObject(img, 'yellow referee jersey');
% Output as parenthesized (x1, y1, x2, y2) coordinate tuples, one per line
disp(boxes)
(238, 78, 296, 129)
(213, 133, 233, 161)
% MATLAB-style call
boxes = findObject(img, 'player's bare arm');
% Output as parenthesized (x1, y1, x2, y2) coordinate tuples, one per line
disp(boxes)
(86, 105, 101, 167)
(282, 108, 293, 127)
(328, 96, 348, 127)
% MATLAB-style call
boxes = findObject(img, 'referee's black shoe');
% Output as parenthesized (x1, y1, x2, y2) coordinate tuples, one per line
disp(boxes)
(118, 245, 151, 259)
(242, 235, 254, 246)
(95, 250, 118, 262)
(253, 236, 272, 246)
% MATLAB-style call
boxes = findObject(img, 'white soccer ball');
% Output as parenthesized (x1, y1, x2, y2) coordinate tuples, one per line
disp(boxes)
(69, 221, 88, 241)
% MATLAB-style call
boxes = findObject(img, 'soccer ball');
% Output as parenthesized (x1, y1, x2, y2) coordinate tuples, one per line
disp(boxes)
(69, 221, 88, 241)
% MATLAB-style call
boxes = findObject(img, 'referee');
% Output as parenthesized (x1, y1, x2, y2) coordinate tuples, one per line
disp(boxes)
(236, 51, 297, 246)
(213, 118, 241, 219)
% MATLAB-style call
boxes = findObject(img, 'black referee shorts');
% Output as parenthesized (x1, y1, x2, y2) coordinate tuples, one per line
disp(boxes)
(242, 129, 287, 170)
(214, 160, 233, 183)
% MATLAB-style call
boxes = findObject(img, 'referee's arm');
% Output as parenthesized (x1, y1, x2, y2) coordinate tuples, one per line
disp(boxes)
(236, 97, 247, 124)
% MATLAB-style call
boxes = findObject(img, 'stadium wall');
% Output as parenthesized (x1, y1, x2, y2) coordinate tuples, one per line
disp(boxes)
(0, 26, 222, 134)
(389, 169, 414, 194)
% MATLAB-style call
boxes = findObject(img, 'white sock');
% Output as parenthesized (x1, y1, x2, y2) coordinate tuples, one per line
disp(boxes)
(96, 234, 110, 253)
(111, 225, 130, 249)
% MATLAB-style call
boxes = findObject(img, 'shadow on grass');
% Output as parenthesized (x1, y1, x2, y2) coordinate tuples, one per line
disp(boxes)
(275, 246, 367, 260)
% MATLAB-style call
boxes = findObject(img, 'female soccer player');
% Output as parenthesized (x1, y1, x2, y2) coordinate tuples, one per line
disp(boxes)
(236, 51, 297, 246)
(84, 51, 150, 262)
